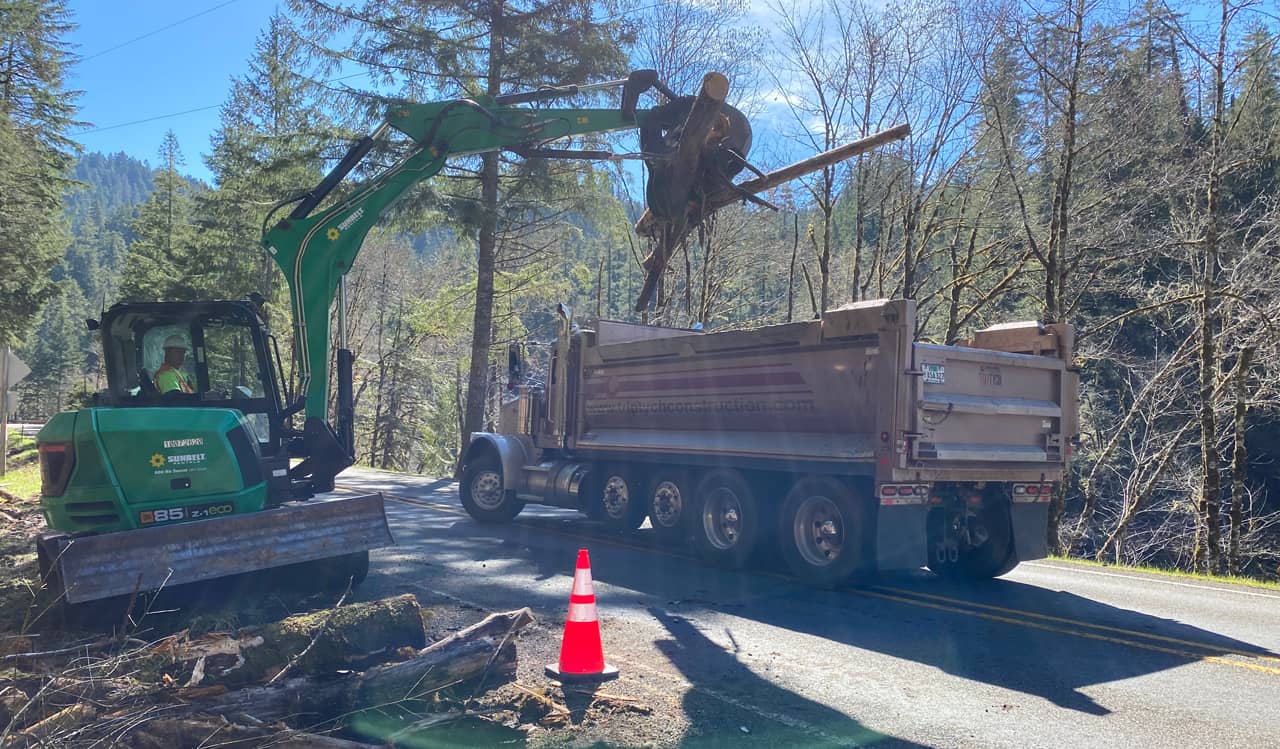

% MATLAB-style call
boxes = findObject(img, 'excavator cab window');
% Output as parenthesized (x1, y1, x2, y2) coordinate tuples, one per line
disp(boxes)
(99, 304, 283, 448)
(139, 324, 197, 394)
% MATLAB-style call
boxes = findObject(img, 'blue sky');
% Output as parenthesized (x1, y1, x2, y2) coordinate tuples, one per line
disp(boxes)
(68, 0, 281, 181)
(65, 1, 797, 185)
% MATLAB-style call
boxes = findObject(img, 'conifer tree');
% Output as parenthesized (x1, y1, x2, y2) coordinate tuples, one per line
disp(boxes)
(0, 0, 79, 342)
(118, 132, 200, 302)
(196, 12, 335, 303)
(291, 0, 632, 457)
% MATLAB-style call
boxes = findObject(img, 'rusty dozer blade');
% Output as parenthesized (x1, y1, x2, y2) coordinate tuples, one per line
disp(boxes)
(38, 493, 393, 604)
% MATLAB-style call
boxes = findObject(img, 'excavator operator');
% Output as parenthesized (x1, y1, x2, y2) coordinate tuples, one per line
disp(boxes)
(155, 335, 195, 394)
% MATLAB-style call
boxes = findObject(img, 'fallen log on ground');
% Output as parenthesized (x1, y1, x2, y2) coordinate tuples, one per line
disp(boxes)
(197, 608, 535, 724)
(151, 593, 426, 687)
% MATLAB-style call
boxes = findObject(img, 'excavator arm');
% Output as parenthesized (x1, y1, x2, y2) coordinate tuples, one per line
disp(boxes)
(260, 71, 751, 488)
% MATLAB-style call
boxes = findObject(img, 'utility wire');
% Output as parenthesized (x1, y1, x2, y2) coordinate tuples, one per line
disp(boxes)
(75, 72, 373, 135)
(81, 0, 243, 62)
(78, 105, 222, 135)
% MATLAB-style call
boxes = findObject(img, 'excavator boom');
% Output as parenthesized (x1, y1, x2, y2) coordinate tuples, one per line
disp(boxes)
(261, 98, 648, 426)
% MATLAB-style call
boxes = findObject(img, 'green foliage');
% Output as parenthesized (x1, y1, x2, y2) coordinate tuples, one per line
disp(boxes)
(16, 280, 88, 415)
(0, 0, 79, 345)
(195, 12, 337, 306)
(117, 132, 203, 302)
(0, 117, 68, 343)
(1224, 24, 1280, 213)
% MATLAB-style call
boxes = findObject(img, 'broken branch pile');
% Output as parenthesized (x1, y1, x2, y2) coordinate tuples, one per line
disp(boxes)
(0, 597, 536, 748)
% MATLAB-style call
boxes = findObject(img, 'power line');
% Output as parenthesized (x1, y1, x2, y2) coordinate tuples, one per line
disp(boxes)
(75, 72, 373, 136)
(81, 0, 243, 62)
(77, 105, 222, 135)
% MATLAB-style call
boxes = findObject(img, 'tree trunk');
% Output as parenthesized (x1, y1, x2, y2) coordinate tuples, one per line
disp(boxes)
(1194, 0, 1229, 574)
(156, 594, 427, 688)
(200, 609, 534, 725)
(786, 214, 798, 322)
(1227, 347, 1253, 575)
(461, 3, 506, 467)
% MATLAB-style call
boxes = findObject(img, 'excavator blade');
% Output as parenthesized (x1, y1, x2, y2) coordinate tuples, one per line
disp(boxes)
(37, 493, 394, 604)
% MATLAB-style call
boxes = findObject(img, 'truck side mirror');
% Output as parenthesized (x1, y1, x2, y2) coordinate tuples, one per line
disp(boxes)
(507, 343, 524, 389)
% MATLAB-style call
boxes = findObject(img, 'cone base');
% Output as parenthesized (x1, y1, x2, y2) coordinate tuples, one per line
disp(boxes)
(545, 662, 620, 682)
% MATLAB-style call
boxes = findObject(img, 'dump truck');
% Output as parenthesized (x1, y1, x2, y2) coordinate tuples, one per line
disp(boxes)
(460, 299, 1078, 585)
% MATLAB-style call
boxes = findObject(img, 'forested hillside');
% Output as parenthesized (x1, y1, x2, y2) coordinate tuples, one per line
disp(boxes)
(4, 0, 1279, 579)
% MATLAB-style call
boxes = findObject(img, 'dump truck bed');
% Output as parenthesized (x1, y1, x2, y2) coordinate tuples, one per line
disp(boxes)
(570, 300, 1072, 484)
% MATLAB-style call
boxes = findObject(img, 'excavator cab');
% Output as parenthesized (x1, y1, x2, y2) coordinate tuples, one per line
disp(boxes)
(35, 299, 392, 606)
(91, 300, 295, 501)
(97, 302, 282, 433)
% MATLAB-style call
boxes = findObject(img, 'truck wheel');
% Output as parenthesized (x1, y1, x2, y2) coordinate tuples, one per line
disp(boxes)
(779, 477, 867, 587)
(646, 471, 693, 545)
(693, 470, 761, 568)
(460, 456, 524, 523)
(927, 502, 1017, 580)
(592, 465, 647, 532)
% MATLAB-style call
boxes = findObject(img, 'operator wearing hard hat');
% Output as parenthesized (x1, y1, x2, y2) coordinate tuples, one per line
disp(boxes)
(155, 335, 195, 394)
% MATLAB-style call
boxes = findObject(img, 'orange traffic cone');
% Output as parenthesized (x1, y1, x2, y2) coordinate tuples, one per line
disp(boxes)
(546, 548, 619, 682)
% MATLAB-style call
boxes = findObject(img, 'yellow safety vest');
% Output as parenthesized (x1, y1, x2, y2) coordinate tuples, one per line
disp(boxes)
(155, 364, 194, 394)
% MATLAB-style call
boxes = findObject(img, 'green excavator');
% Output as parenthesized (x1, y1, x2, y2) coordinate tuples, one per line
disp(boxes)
(34, 71, 752, 605)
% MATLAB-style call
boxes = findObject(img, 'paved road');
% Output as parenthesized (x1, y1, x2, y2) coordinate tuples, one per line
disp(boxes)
(339, 467, 1280, 748)
(5, 423, 40, 439)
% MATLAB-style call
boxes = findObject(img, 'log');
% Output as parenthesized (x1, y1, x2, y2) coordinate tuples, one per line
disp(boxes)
(198, 608, 535, 724)
(152, 593, 426, 687)
(649, 71, 729, 221)
(635, 72, 733, 311)
(635, 122, 912, 240)
(632, 122, 912, 310)
(9, 703, 96, 745)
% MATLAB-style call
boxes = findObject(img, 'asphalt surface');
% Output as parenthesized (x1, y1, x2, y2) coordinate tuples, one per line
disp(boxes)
(6, 423, 40, 439)
(338, 467, 1280, 749)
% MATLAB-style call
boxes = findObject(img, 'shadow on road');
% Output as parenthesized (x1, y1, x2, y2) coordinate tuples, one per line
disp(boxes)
(650, 606, 930, 748)
(373, 496, 1278, 722)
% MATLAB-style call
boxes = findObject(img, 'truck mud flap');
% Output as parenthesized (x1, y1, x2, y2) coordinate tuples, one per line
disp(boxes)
(1010, 502, 1049, 563)
(874, 505, 930, 571)
(41, 493, 393, 604)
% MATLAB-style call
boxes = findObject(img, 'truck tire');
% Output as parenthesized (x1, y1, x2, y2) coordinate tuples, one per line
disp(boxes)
(646, 471, 694, 545)
(692, 470, 762, 568)
(591, 465, 647, 532)
(779, 476, 867, 587)
(926, 502, 1017, 580)
(460, 455, 525, 523)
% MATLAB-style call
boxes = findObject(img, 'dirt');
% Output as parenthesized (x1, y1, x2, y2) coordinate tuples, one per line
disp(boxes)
(0, 476, 682, 748)
(0, 454, 48, 636)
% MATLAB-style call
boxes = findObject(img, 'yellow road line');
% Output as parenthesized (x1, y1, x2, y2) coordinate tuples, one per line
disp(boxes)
(872, 586, 1280, 664)
(852, 588, 1280, 677)
(381, 494, 1280, 677)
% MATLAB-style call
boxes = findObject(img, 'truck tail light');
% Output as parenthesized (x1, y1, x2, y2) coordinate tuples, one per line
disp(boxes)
(39, 442, 76, 497)
(1012, 482, 1054, 503)
(879, 483, 930, 505)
